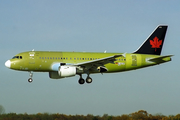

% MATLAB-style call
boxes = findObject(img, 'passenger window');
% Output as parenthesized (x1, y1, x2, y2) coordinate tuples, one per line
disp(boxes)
(20, 56, 22, 59)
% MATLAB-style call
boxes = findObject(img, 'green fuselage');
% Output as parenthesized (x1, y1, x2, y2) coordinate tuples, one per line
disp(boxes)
(9, 51, 171, 73)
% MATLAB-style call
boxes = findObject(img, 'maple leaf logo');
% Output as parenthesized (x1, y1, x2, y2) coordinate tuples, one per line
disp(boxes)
(150, 37, 162, 51)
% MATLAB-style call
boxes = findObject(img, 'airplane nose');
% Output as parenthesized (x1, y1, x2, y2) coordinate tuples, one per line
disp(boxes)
(5, 60, 11, 68)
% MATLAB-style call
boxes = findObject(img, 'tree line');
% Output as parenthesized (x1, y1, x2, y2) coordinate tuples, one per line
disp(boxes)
(0, 110, 180, 120)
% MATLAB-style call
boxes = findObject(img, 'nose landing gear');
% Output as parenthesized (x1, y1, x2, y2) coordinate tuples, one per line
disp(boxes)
(28, 78, 33, 83)
(28, 72, 33, 83)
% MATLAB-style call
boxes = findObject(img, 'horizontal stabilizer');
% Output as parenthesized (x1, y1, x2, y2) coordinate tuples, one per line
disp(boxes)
(148, 55, 173, 63)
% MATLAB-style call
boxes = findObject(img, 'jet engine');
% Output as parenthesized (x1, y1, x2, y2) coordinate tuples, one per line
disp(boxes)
(49, 66, 76, 79)
(58, 66, 76, 77)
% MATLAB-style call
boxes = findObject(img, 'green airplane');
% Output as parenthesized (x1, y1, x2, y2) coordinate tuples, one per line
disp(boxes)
(5, 25, 173, 84)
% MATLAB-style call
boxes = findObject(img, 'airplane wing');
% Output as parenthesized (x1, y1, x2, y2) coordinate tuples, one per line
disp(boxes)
(74, 54, 123, 72)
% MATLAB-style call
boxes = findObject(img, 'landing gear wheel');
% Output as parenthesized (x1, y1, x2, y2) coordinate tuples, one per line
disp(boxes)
(78, 78, 85, 84)
(28, 78, 33, 83)
(86, 77, 92, 84)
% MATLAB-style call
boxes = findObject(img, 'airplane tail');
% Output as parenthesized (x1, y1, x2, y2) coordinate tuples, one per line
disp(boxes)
(134, 25, 168, 55)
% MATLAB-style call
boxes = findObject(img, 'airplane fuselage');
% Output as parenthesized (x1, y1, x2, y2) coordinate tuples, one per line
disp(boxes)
(8, 51, 171, 73)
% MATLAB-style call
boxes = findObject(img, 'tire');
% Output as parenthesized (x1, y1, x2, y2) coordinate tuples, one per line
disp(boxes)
(78, 78, 85, 84)
(86, 77, 92, 83)
(28, 78, 33, 83)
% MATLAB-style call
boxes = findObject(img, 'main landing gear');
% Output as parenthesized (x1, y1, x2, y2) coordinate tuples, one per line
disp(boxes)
(28, 72, 33, 83)
(78, 74, 93, 85)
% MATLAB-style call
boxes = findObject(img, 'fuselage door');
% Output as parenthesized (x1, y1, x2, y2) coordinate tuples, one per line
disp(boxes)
(132, 55, 137, 66)
(28, 52, 36, 70)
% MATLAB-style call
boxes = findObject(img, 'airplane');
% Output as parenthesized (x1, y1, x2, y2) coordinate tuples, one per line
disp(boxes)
(5, 25, 173, 84)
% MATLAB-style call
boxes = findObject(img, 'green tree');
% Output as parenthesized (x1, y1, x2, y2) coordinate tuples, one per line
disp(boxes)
(129, 110, 149, 120)
(120, 114, 130, 120)
(175, 114, 180, 120)
(0, 105, 5, 114)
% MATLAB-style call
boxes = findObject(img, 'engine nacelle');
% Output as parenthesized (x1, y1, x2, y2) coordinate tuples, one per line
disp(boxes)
(58, 66, 76, 77)
(49, 66, 76, 79)
(49, 71, 62, 79)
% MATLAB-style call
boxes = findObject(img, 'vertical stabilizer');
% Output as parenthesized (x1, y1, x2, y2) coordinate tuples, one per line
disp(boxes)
(134, 25, 168, 55)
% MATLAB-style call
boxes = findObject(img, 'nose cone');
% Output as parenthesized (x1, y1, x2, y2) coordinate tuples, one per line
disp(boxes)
(5, 60, 11, 68)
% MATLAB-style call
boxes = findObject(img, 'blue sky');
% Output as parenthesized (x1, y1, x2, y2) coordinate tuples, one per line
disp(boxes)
(0, 0, 180, 116)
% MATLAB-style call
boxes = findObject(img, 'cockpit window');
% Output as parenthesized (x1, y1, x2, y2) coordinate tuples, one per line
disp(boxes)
(12, 56, 23, 59)
(12, 56, 18, 59)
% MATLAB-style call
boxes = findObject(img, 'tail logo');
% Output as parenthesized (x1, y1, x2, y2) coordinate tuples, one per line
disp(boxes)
(150, 37, 162, 51)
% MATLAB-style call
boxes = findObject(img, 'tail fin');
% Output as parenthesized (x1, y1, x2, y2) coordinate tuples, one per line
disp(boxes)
(134, 25, 168, 55)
